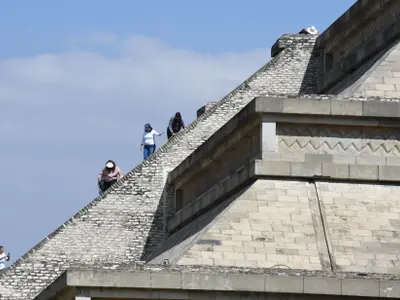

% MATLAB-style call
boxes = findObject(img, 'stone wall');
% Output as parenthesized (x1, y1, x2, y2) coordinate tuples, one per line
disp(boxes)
(318, 181, 400, 274)
(317, 0, 400, 92)
(333, 39, 400, 97)
(276, 123, 400, 166)
(173, 123, 261, 211)
(176, 179, 326, 270)
(85, 293, 384, 300)
(168, 120, 261, 231)
(154, 178, 400, 274)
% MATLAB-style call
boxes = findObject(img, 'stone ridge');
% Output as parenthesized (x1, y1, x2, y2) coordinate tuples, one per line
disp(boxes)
(264, 93, 400, 102)
(271, 34, 318, 57)
(0, 40, 317, 299)
(64, 264, 400, 280)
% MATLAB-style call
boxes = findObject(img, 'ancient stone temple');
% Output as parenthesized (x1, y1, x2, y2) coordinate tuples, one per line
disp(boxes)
(3, 1, 400, 299)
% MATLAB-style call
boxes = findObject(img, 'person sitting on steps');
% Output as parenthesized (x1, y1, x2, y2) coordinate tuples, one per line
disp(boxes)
(98, 160, 123, 194)
(140, 123, 163, 160)
(167, 112, 185, 139)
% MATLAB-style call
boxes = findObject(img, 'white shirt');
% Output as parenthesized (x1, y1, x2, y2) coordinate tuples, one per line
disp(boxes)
(0, 253, 8, 270)
(142, 130, 161, 146)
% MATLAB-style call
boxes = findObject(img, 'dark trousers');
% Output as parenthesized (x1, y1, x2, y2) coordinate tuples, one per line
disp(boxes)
(99, 179, 117, 193)
(167, 128, 173, 139)
(143, 144, 156, 160)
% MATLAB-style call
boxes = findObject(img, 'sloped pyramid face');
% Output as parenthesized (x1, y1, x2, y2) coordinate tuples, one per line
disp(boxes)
(151, 179, 400, 274)
(0, 36, 318, 300)
(150, 179, 329, 270)
(331, 39, 400, 97)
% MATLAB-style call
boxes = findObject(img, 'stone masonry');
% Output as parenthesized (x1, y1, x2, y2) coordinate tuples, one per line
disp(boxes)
(152, 178, 400, 275)
(174, 180, 324, 270)
(334, 41, 400, 97)
(0, 34, 318, 300)
(4, 1, 400, 299)
(319, 181, 400, 274)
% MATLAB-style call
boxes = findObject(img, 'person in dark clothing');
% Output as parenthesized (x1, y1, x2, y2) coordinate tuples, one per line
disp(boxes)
(167, 112, 185, 139)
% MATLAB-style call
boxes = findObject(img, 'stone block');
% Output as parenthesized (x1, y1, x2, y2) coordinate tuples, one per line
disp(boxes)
(188, 291, 217, 300)
(365, 90, 386, 97)
(182, 272, 225, 290)
(262, 151, 282, 161)
(356, 156, 386, 165)
(330, 99, 362, 116)
(341, 279, 379, 297)
(107, 271, 151, 288)
(386, 157, 400, 166)
(158, 290, 189, 299)
(225, 273, 265, 291)
(332, 155, 356, 164)
(379, 165, 400, 181)
(365, 77, 384, 84)
(262, 122, 277, 152)
(349, 165, 378, 180)
(151, 271, 182, 289)
(375, 84, 396, 91)
(265, 275, 303, 293)
(291, 162, 322, 177)
(322, 163, 349, 179)
(281, 152, 306, 162)
(363, 101, 400, 117)
(254, 160, 290, 176)
(305, 153, 333, 164)
(282, 98, 331, 115)
(385, 91, 400, 97)
(255, 96, 283, 113)
(303, 277, 342, 295)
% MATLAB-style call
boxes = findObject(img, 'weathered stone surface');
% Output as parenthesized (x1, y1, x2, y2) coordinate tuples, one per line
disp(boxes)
(6, 1, 400, 299)
(0, 34, 318, 300)
(151, 179, 325, 271)
(277, 123, 400, 157)
(317, 181, 400, 274)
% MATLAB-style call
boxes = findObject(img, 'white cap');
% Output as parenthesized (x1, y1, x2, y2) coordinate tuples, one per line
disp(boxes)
(306, 26, 318, 35)
(106, 162, 115, 169)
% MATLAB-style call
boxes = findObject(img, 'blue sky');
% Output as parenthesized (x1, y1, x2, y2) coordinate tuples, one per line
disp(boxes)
(1, 0, 355, 263)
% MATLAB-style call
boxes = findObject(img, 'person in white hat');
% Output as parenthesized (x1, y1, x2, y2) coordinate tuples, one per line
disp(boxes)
(97, 160, 123, 194)
(299, 26, 318, 35)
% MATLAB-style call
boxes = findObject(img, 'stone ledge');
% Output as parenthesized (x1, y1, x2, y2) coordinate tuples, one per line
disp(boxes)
(254, 159, 400, 182)
(266, 152, 400, 167)
(255, 96, 400, 118)
(36, 269, 400, 299)
(170, 95, 400, 189)
(271, 34, 318, 57)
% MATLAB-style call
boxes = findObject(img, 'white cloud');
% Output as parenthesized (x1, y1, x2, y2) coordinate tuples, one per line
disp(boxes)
(1, 33, 270, 262)
(1, 34, 268, 143)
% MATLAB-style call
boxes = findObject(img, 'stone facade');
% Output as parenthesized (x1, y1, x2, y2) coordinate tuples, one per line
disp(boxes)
(317, 0, 400, 93)
(335, 41, 400, 97)
(4, 1, 400, 299)
(176, 180, 324, 270)
(0, 27, 317, 300)
(276, 123, 400, 158)
(319, 181, 400, 274)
